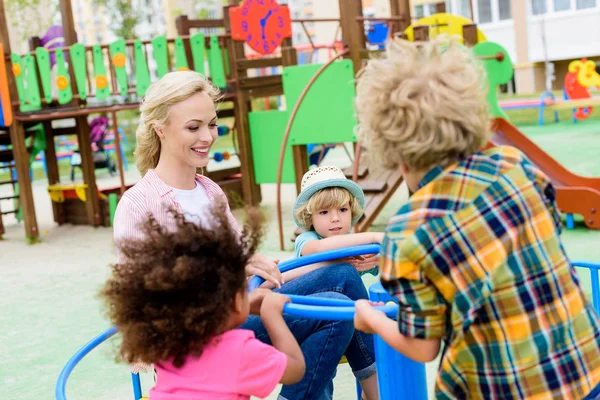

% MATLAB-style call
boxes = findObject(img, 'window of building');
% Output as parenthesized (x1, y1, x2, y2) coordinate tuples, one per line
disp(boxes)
(531, 0, 547, 14)
(477, 0, 493, 23)
(576, 0, 596, 8)
(445, 0, 453, 13)
(554, 0, 571, 11)
(414, 5, 424, 18)
(428, 4, 438, 14)
(457, 0, 471, 18)
(498, 0, 512, 19)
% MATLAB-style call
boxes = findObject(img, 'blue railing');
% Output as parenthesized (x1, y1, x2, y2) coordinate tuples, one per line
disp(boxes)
(55, 256, 600, 400)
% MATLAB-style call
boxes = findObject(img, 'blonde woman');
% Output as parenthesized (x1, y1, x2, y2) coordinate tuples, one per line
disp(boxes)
(353, 36, 600, 399)
(113, 71, 372, 399)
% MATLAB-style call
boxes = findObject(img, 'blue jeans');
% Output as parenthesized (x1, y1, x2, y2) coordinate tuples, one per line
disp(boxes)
(241, 263, 376, 400)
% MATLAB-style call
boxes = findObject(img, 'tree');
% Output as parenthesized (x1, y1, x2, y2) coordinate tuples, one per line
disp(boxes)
(5, 0, 55, 51)
(92, 0, 139, 40)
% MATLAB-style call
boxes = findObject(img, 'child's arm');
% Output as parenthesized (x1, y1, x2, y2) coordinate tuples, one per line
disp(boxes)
(261, 293, 306, 384)
(354, 300, 441, 363)
(301, 232, 384, 256)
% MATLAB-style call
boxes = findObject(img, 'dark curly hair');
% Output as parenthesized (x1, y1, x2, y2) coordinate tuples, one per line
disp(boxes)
(100, 200, 265, 368)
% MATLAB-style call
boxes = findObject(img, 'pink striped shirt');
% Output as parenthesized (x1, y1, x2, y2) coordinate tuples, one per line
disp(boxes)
(113, 169, 241, 250)
(112, 169, 242, 375)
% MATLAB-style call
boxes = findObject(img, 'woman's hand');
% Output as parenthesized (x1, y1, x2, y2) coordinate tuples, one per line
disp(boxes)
(354, 299, 385, 334)
(345, 254, 379, 272)
(246, 253, 283, 288)
(249, 288, 273, 315)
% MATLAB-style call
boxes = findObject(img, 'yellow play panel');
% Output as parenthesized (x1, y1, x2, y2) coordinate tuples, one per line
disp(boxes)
(404, 13, 487, 44)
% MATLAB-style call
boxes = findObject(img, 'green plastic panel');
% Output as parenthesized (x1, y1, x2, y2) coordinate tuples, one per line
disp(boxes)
(92, 45, 110, 100)
(69, 43, 88, 100)
(35, 47, 52, 103)
(207, 35, 226, 88)
(248, 111, 296, 184)
(472, 41, 513, 119)
(151, 35, 169, 78)
(190, 32, 205, 75)
(11, 54, 27, 111)
(109, 39, 129, 96)
(55, 48, 73, 104)
(134, 40, 151, 98)
(174, 37, 189, 71)
(23, 54, 42, 111)
(283, 59, 357, 146)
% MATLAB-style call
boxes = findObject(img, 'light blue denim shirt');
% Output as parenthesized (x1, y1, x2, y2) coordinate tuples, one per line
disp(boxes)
(294, 231, 379, 277)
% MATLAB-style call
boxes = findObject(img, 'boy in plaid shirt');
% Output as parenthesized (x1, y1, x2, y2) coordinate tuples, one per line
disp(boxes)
(353, 35, 600, 399)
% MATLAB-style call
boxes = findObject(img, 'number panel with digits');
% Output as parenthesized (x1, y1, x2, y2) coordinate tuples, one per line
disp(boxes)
(229, 0, 292, 55)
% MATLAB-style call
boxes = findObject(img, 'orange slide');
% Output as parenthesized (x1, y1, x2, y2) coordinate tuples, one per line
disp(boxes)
(491, 118, 600, 229)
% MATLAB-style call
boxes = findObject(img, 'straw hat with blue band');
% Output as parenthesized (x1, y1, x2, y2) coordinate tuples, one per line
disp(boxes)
(293, 166, 365, 229)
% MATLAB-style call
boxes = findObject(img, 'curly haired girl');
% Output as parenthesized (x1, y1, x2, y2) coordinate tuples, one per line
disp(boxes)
(101, 202, 305, 399)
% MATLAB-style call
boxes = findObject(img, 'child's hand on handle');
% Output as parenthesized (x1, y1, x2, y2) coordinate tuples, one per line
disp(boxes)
(261, 293, 306, 384)
(372, 232, 385, 244)
(354, 299, 386, 334)
(246, 253, 283, 288)
(249, 288, 272, 315)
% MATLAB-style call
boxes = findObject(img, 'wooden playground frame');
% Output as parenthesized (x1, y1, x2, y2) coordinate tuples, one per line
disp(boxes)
(0, 0, 481, 242)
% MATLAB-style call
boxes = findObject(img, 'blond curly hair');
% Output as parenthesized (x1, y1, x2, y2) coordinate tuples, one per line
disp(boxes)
(355, 35, 490, 171)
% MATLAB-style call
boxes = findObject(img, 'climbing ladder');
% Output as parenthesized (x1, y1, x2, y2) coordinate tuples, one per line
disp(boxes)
(0, 128, 21, 237)
(343, 165, 404, 232)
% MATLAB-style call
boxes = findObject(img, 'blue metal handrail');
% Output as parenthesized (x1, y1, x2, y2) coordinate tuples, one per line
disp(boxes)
(55, 326, 118, 400)
(55, 254, 599, 400)
(573, 261, 600, 311)
(248, 244, 380, 291)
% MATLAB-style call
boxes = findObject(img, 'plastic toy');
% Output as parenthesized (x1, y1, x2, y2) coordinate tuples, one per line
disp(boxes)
(229, 0, 292, 55)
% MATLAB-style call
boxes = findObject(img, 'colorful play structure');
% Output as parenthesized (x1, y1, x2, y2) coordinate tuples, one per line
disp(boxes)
(0, 0, 419, 242)
(499, 58, 600, 126)
(1, 0, 599, 245)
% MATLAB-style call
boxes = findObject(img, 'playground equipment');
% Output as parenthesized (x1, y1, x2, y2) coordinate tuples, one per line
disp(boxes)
(55, 245, 428, 400)
(55, 245, 600, 399)
(475, 41, 600, 230)
(491, 118, 600, 229)
(274, 12, 488, 249)
(1, 0, 419, 242)
(499, 58, 600, 126)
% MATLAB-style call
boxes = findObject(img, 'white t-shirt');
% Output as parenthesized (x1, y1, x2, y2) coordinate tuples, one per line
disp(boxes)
(172, 182, 212, 226)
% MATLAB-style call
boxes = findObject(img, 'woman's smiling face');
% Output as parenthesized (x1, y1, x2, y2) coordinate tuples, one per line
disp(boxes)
(159, 91, 218, 170)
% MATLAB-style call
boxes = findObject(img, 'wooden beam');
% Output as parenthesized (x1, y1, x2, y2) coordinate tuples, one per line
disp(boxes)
(246, 83, 284, 99)
(223, 4, 262, 206)
(339, 0, 365, 75)
(389, 0, 411, 31)
(74, 115, 101, 226)
(9, 122, 39, 240)
(1, 1, 40, 241)
(237, 75, 282, 90)
(59, 0, 78, 45)
(186, 19, 225, 28)
(462, 24, 479, 47)
(0, 0, 18, 101)
(43, 121, 65, 224)
(413, 25, 430, 42)
(175, 15, 195, 71)
(236, 57, 283, 70)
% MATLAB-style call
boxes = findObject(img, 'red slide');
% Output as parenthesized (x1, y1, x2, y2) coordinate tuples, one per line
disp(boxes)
(490, 118, 600, 229)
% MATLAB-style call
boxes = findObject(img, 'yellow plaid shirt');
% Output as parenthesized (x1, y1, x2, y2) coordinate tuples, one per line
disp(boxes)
(381, 146, 600, 399)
